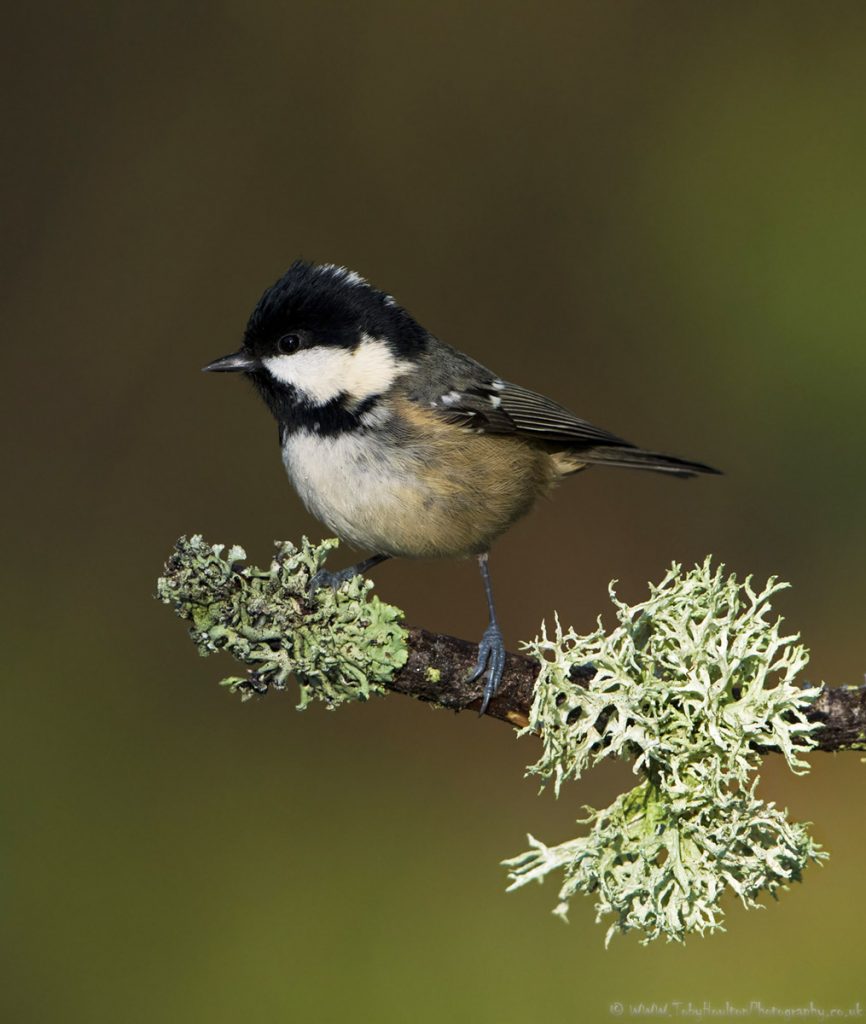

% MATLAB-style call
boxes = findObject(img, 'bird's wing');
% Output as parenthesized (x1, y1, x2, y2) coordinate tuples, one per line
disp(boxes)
(428, 377, 629, 448)
(421, 366, 719, 476)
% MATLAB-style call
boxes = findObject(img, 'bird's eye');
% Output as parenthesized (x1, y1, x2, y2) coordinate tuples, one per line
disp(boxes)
(277, 333, 301, 355)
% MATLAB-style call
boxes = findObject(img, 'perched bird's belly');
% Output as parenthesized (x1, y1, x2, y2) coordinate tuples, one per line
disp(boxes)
(281, 425, 556, 558)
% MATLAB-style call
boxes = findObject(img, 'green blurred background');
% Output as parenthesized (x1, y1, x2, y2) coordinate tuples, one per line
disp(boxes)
(4, 2, 865, 1021)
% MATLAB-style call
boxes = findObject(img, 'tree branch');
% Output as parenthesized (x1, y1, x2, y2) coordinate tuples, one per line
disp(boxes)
(157, 535, 865, 755)
(158, 537, 853, 943)
(390, 626, 866, 754)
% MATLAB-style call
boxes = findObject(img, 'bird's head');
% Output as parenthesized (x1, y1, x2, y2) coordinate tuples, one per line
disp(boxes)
(203, 261, 427, 418)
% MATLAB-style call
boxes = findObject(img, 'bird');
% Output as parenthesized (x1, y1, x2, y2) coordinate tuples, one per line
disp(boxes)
(204, 260, 720, 714)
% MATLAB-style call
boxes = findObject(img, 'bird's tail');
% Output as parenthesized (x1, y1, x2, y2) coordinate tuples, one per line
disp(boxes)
(577, 444, 721, 479)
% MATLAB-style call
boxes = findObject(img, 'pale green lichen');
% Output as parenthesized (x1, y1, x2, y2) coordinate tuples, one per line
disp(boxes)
(504, 558, 827, 944)
(158, 540, 828, 942)
(157, 535, 407, 709)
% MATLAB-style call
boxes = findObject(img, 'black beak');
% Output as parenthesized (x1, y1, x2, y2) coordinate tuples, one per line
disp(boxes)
(202, 349, 258, 373)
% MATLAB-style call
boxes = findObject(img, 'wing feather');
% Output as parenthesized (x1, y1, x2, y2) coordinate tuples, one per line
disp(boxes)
(425, 375, 719, 477)
(431, 379, 628, 447)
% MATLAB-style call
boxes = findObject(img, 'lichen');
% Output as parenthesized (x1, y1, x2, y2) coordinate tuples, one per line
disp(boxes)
(158, 539, 829, 942)
(157, 535, 408, 709)
(504, 557, 827, 944)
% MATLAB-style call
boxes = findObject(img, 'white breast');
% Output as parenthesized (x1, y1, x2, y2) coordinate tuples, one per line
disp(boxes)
(281, 430, 414, 552)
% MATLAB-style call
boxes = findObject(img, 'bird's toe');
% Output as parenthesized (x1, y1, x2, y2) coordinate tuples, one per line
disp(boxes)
(465, 622, 506, 715)
(307, 567, 355, 601)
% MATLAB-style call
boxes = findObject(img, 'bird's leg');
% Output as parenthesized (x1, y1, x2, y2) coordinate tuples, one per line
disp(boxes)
(465, 552, 508, 715)
(308, 553, 390, 600)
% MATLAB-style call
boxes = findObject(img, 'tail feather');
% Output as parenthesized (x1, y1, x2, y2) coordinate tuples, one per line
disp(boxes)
(578, 444, 721, 479)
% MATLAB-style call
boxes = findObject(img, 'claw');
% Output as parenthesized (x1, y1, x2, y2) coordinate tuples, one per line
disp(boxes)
(307, 567, 358, 601)
(307, 554, 390, 603)
(466, 621, 507, 715)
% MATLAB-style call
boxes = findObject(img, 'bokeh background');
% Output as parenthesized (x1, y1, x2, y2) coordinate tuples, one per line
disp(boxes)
(4, 3, 865, 1021)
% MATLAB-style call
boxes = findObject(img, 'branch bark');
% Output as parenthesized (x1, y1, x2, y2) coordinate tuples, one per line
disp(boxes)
(390, 626, 866, 754)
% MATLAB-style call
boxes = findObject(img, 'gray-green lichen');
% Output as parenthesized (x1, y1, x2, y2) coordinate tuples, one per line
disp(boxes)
(503, 558, 827, 945)
(157, 535, 407, 709)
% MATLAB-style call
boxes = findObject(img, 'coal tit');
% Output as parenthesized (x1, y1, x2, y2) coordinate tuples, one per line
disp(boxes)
(204, 261, 719, 713)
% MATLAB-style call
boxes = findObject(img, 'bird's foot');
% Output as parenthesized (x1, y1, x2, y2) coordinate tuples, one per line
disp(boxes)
(307, 566, 363, 601)
(307, 554, 389, 603)
(465, 621, 507, 716)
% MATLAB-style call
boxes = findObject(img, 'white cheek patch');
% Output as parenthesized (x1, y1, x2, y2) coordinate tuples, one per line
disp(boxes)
(264, 348, 354, 404)
(263, 334, 410, 406)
